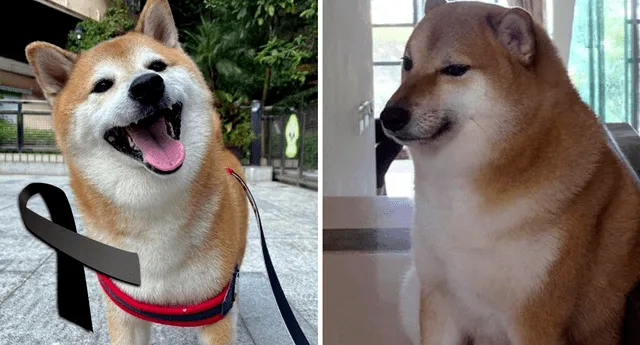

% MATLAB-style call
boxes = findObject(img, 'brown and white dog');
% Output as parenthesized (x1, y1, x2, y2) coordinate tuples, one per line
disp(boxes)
(384, 1, 640, 345)
(25, 0, 248, 344)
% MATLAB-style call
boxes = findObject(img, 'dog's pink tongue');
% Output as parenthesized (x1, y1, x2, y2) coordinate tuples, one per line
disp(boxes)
(126, 118, 185, 172)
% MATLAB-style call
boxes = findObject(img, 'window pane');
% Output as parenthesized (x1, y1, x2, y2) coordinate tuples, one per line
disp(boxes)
(371, 0, 414, 25)
(602, 0, 627, 124)
(568, 0, 632, 125)
(372, 27, 413, 62)
(374, 65, 402, 117)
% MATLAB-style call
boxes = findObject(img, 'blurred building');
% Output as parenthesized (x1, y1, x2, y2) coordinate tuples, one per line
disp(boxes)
(0, 0, 143, 106)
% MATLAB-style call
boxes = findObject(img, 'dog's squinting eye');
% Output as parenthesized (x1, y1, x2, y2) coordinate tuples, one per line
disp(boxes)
(441, 64, 470, 77)
(92, 79, 114, 93)
(402, 57, 413, 71)
(148, 60, 167, 72)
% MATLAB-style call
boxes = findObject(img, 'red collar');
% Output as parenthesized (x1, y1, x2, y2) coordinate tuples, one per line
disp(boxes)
(97, 265, 239, 327)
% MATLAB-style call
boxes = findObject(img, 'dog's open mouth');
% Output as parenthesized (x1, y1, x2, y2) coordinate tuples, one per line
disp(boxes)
(104, 102, 184, 175)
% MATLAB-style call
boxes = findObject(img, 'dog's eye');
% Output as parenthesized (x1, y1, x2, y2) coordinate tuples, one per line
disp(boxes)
(148, 60, 167, 72)
(402, 57, 413, 71)
(92, 79, 114, 93)
(441, 64, 470, 77)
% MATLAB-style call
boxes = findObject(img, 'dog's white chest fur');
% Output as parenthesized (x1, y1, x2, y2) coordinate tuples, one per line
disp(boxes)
(90, 195, 227, 306)
(411, 174, 560, 343)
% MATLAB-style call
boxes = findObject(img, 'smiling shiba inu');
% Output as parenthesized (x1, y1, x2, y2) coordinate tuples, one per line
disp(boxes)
(384, 1, 640, 345)
(25, 0, 248, 344)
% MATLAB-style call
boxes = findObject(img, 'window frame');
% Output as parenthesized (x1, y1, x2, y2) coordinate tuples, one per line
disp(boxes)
(371, 0, 502, 118)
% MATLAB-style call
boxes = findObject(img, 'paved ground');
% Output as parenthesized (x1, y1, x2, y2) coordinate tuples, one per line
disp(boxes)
(0, 175, 318, 345)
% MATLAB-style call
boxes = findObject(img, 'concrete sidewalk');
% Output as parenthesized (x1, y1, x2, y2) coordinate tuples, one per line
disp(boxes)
(0, 175, 318, 345)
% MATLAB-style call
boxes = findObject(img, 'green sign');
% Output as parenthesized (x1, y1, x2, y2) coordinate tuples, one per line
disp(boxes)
(285, 113, 300, 159)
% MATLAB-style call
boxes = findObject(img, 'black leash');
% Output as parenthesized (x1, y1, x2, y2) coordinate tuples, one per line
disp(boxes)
(227, 168, 310, 345)
(17, 170, 310, 345)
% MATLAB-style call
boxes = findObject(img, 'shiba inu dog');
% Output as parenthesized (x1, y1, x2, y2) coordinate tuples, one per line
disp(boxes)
(383, 1, 640, 344)
(25, 0, 248, 344)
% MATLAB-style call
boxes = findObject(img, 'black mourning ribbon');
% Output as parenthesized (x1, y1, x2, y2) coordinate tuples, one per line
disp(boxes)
(17, 183, 141, 332)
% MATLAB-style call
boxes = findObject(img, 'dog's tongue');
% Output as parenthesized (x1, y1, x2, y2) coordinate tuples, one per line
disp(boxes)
(126, 117, 185, 172)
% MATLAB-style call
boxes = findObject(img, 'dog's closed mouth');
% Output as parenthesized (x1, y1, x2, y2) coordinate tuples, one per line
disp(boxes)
(104, 102, 184, 175)
(430, 118, 453, 140)
(394, 118, 455, 144)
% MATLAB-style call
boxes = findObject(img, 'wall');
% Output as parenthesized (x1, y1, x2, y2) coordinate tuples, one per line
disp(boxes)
(323, 0, 376, 197)
(324, 252, 412, 345)
(551, 0, 576, 66)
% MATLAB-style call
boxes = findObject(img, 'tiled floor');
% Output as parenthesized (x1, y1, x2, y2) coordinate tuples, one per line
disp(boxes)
(0, 175, 318, 345)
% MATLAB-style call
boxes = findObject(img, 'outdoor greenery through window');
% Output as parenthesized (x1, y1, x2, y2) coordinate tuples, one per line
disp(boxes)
(568, 0, 639, 128)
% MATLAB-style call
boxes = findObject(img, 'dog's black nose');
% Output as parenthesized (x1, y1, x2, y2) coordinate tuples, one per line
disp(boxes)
(129, 73, 165, 105)
(380, 106, 411, 132)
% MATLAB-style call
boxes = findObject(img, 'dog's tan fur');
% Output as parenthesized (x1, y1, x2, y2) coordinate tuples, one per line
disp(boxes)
(393, 1, 640, 345)
(25, 1, 248, 344)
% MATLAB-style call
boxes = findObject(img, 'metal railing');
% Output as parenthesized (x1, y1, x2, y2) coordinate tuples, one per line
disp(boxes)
(0, 99, 58, 153)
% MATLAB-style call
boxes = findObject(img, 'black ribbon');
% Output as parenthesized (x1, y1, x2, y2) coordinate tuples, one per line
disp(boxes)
(17, 183, 141, 332)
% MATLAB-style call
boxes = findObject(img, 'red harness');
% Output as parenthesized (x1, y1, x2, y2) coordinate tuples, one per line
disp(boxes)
(97, 265, 239, 327)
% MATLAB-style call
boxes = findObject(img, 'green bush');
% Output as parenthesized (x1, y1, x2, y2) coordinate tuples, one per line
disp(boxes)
(0, 119, 57, 149)
(225, 122, 257, 150)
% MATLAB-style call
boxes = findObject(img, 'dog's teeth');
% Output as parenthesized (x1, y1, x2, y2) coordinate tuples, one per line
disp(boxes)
(128, 137, 134, 147)
(108, 136, 115, 142)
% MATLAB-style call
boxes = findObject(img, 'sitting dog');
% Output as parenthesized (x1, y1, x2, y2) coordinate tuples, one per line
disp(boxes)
(382, 1, 640, 344)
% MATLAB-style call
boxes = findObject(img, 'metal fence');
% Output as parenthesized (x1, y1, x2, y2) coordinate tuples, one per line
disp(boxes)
(0, 100, 58, 153)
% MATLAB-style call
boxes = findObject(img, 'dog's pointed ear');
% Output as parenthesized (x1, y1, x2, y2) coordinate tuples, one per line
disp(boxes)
(424, 0, 447, 15)
(490, 8, 536, 66)
(135, 0, 180, 49)
(25, 42, 77, 103)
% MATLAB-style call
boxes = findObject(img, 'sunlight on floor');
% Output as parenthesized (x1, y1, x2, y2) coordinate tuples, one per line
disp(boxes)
(384, 159, 414, 198)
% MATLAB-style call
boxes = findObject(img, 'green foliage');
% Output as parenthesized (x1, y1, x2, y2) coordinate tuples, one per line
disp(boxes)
(184, 19, 259, 94)
(225, 122, 257, 150)
(213, 90, 257, 149)
(67, 0, 135, 51)
(0, 119, 56, 148)
(187, 0, 317, 105)
(256, 35, 314, 87)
